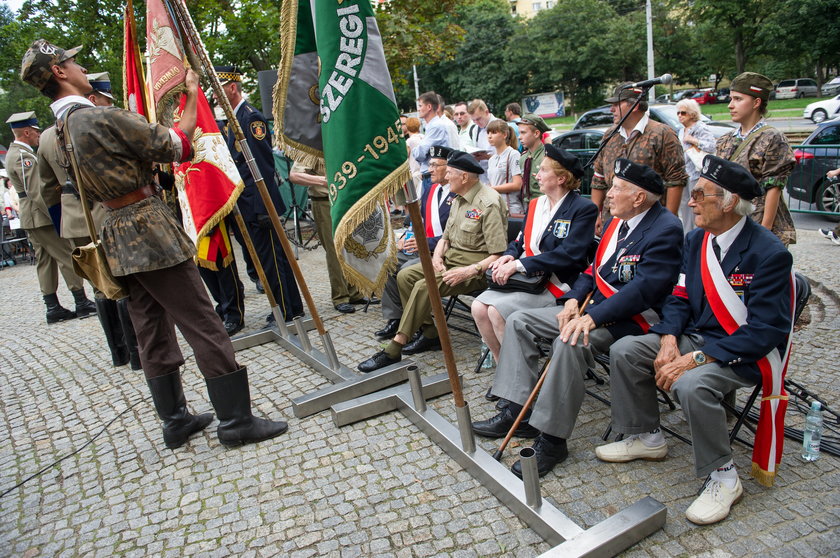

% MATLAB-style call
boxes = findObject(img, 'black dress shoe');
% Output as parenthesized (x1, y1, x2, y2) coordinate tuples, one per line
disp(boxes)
(358, 350, 401, 373)
(402, 333, 441, 355)
(511, 435, 568, 478)
(374, 319, 399, 338)
(485, 387, 500, 401)
(224, 321, 244, 336)
(335, 303, 356, 314)
(350, 296, 380, 305)
(471, 406, 540, 439)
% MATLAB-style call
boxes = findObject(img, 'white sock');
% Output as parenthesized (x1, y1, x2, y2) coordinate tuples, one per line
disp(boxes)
(709, 460, 738, 489)
(638, 428, 665, 447)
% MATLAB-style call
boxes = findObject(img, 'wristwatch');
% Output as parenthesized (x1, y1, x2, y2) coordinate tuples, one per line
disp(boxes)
(473, 263, 483, 276)
(692, 350, 707, 367)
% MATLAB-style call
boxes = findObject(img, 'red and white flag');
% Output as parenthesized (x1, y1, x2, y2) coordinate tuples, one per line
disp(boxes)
(123, 0, 150, 119)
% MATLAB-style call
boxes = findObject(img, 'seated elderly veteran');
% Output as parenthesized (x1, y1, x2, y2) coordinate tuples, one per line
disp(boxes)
(597, 155, 795, 526)
(473, 159, 684, 479)
(376, 145, 457, 340)
(472, 144, 597, 364)
(358, 151, 509, 372)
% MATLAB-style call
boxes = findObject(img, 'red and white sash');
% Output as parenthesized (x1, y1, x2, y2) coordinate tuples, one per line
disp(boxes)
(424, 183, 446, 239)
(587, 218, 659, 332)
(522, 198, 570, 298)
(700, 231, 795, 487)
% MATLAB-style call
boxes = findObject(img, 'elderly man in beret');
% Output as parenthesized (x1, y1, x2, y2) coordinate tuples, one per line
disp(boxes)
(518, 113, 550, 201)
(474, 159, 683, 478)
(359, 151, 509, 372)
(598, 155, 795, 525)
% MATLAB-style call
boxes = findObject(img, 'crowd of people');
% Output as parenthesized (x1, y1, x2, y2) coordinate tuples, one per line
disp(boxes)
(2, 38, 830, 530)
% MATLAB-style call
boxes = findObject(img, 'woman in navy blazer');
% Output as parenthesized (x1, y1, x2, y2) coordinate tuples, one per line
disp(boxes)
(472, 145, 597, 362)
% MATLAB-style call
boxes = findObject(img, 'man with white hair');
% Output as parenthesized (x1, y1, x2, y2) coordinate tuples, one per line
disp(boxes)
(598, 155, 795, 526)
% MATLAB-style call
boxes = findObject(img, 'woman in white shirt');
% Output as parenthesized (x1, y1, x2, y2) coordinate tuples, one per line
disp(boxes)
(486, 119, 524, 214)
(676, 99, 716, 233)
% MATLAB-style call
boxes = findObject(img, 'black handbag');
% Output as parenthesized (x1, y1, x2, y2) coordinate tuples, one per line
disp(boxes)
(485, 268, 548, 294)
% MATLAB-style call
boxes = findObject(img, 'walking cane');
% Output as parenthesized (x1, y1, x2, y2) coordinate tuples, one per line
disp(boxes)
(492, 290, 595, 461)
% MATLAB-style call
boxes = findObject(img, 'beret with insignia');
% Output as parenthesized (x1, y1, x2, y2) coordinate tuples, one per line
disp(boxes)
(429, 145, 453, 160)
(699, 154, 762, 200)
(447, 150, 484, 175)
(544, 144, 584, 178)
(613, 158, 664, 195)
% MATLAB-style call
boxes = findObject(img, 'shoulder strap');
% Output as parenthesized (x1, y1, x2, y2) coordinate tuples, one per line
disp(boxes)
(730, 125, 773, 162)
(58, 106, 98, 242)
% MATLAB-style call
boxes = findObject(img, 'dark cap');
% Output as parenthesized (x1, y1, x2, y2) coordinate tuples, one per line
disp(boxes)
(214, 65, 242, 85)
(429, 145, 453, 160)
(604, 82, 643, 103)
(519, 113, 550, 133)
(20, 39, 82, 91)
(87, 71, 115, 100)
(544, 144, 583, 178)
(613, 158, 664, 195)
(699, 155, 762, 200)
(6, 111, 40, 130)
(729, 72, 773, 102)
(446, 150, 484, 175)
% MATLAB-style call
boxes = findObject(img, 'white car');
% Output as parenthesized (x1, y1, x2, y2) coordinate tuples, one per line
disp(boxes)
(803, 95, 840, 124)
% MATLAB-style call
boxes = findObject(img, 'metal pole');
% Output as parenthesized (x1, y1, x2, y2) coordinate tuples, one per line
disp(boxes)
(412, 65, 420, 101)
(169, 0, 326, 338)
(646, 0, 655, 103)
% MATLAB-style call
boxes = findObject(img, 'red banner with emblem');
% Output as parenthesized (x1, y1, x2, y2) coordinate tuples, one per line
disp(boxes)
(147, 0, 186, 125)
(123, 0, 150, 119)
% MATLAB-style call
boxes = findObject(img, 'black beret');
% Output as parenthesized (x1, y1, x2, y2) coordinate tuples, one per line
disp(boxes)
(544, 144, 584, 178)
(613, 158, 664, 195)
(699, 155, 762, 200)
(447, 150, 484, 175)
(429, 145, 453, 160)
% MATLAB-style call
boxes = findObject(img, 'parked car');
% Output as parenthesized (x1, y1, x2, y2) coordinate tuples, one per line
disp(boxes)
(690, 89, 717, 105)
(715, 88, 731, 103)
(786, 121, 840, 216)
(803, 95, 840, 124)
(775, 78, 819, 99)
(573, 103, 734, 138)
(655, 93, 672, 103)
(550, 130, 605, 195)
(672, 89, 698, 102)
(821, 77, 840, 97)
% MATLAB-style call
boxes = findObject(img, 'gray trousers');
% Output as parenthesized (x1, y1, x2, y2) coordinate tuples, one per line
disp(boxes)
(609, 333, 754, 477)
(491, 305, 614, 439)
(381, 251, 417, 320)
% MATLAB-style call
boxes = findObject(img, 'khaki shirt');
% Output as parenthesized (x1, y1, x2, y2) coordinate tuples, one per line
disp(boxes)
(64, 106, 194, 276)
(519, 143, 545, 200)
(291, 161, 328, 198)
(441, 182, 508, 267)
(6, 141, 51, 230)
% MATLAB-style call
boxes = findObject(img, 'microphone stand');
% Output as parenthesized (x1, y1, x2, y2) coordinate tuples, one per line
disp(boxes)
(584, 84, 654, 170)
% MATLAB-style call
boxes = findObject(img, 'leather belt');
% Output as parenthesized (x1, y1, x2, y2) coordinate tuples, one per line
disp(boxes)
(17, 191, 27, 198)
(102, 184, 157, 210)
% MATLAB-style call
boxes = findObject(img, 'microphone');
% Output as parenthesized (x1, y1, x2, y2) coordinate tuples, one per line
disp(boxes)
(623, 74, 673, 88)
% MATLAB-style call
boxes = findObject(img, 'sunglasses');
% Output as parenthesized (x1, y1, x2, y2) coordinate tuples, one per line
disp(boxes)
(676, 111, 689, 115)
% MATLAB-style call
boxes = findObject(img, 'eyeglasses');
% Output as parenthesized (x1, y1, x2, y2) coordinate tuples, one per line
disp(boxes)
(429, 162, 447, 168)
(690, 189, 724, 202)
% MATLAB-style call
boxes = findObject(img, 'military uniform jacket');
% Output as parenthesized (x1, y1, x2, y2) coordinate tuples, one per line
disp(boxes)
(39, 125, 106, 239)
(651, 218, 793, 383)
(6, 141, 51, 230)
(223, 101, 285, 221)
(64, 106, 195, 276)
(564, 203, 683, 339)
(440, 183, 508, 268)
(506, 190, 597, 288)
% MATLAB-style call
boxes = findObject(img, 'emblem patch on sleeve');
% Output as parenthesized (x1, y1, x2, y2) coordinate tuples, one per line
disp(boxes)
(250, 121, 267, 141)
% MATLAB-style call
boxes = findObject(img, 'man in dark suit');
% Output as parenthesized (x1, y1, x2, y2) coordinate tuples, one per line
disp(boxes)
(598, 155, 794, 526)
(216, 65, 303, 323)
(473, 159, 683, 479)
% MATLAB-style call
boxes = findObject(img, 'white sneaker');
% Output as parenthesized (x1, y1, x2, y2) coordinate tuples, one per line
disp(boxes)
(595, 436, 668, 462)
(685, 477, 743, 525)
(818, 228, 833, 239)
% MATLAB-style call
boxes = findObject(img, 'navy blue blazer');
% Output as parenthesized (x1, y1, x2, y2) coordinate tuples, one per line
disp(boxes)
(223, 101, 285, 222)
(505, 190, 597, 290)
(650, 218, 793, 382)
(412, 181, 455, 251)
(564, 202, 684, 339)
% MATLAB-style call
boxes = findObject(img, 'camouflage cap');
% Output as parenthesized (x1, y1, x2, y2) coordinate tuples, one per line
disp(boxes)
(604, 82, 643, 104)
(729, 72, 773, 102)
(20, 39, 82, 91)
(519, 113, 550, 133)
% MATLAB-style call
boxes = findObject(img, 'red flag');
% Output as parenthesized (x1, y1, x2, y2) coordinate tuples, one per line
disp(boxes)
(147, 0, 186, 121)
(123, 0, 150, 118)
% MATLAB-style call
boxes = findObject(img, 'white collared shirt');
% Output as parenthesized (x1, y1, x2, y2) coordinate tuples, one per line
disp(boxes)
(50, 95, 95, 119)
(620, 206, 651, 238)
(710, 216, 747, 261)
(619, 113, 650, 143)
(515, 192, 569, 271)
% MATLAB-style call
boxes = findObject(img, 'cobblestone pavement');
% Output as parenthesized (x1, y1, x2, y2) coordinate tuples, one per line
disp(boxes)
(1, 223, 838, 558)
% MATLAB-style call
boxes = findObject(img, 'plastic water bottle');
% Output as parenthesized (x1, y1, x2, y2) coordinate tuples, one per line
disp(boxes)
(802, 401, 823, 461)
(402, 226, 416, 255)
(480, 341, 494, 369)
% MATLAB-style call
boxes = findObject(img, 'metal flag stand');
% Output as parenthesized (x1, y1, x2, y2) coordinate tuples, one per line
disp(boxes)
(167, 0, 414, 417)
(329, 181, 666, 557)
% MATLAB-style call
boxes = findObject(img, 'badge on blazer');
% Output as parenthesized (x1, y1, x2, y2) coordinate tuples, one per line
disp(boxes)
(617, 255, 639, 283)
(553, 219, 571, 238)
(250, 121, 267, 141)
(23, 159, 32, 168)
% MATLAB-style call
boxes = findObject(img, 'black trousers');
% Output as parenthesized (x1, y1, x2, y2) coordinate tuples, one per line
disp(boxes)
(198, 249, 245, 327)
(124, 260, 238, 380)
(245, 217, 303, 321)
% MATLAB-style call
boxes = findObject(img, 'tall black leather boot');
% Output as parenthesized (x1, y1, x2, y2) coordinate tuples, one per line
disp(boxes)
(116, 298, 142, 370)
(95, 298, 129, 366)
(205, 367, 289, 447)
(71, 288, 97, 319)
(44, 293, 76, 324)
(147, 370, 214, 449)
